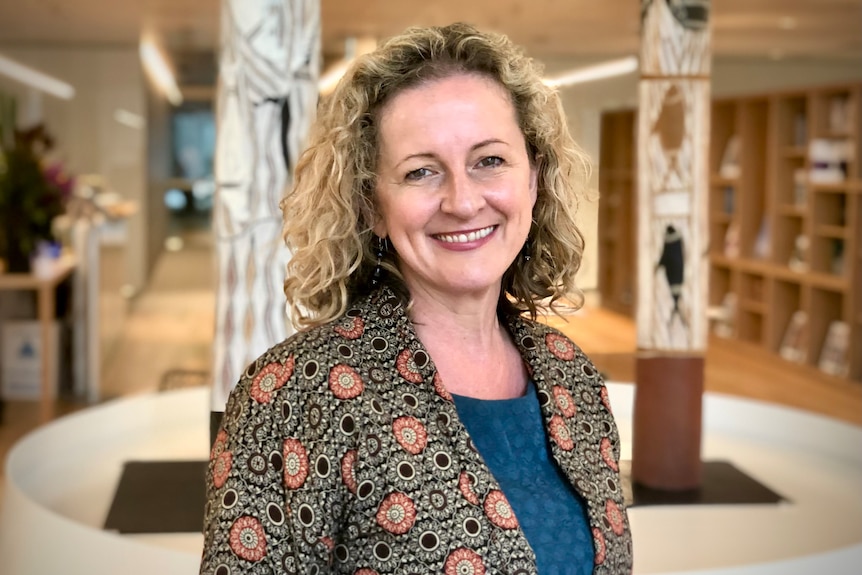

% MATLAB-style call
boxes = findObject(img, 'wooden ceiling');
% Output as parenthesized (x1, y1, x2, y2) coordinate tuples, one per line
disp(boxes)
(0, 0, 859, 62)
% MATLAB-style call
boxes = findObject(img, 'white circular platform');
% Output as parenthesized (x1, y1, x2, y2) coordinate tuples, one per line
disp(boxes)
(1, 384, 860, 574)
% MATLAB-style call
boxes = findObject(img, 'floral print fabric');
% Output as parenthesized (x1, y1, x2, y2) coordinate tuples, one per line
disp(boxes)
(201, 287, 632, 574)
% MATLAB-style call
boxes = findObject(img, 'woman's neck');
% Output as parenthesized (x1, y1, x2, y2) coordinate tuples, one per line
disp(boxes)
(407, 287, 526, 400)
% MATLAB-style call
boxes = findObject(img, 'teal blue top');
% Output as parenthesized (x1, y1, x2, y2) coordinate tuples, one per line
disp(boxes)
(453, 381, 595, 575)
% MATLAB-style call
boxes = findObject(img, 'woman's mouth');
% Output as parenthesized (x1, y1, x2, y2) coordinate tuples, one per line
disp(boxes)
(434, 225, 496, 244)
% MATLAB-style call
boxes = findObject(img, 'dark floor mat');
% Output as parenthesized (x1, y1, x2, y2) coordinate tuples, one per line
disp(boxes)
(623, 460, 787, 507)
(104, 460, 207, 533)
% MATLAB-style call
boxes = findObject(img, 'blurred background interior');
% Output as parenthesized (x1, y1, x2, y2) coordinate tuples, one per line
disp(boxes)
(0, 1, 860, 567)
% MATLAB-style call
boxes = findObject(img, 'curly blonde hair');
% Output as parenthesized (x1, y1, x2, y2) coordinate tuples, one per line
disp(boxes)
(282, 23, 588, 329)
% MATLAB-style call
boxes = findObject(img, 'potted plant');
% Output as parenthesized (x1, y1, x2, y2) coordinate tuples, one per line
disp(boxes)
(0, 124, 71, 273)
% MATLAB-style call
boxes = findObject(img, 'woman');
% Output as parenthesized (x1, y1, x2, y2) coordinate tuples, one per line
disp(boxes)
(202, 23, 632, 575)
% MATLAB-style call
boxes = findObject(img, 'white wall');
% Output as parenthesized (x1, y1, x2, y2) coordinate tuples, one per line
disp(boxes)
(0, 46, 148, 292)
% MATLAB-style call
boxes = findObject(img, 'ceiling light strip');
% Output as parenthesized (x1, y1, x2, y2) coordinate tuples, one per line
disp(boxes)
(0, 53, 76, 100)
(543, 56, 639, 88)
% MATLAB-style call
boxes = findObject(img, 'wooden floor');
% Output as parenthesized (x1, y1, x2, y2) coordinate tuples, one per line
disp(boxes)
(545, 308, 862, 426)
(2, 238, 861, 505)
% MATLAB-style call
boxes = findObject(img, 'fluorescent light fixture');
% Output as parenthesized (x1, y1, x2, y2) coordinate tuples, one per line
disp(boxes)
(0, 53, 75, 100)
(319, 37, 377, 96)
(319, 60, 352, 96)
(543, 56, 639, 88)
(114, 109, 146, 130)
(140, 40, 183, 106)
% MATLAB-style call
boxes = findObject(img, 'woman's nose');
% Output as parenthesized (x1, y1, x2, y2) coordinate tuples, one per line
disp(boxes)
(440, 172, 485, 217)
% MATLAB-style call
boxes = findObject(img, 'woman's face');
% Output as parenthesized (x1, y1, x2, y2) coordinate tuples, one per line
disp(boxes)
(373, 73, 537, 303)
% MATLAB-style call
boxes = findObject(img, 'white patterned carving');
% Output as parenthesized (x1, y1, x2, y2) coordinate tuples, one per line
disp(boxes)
(212, 0, 319, 409)
(637, 0, 710, 351)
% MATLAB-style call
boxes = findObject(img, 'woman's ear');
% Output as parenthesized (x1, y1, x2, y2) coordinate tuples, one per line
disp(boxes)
(529, 156, 541, 207)
(372, 213, 388, 238)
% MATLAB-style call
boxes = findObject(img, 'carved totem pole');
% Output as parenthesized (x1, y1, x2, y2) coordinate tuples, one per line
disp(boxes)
(633, 0, 711, 489)
(212, 0, 320, 420)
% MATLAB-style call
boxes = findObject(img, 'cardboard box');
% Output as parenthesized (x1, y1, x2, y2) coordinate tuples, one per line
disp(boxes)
(1, 320, 59, 400)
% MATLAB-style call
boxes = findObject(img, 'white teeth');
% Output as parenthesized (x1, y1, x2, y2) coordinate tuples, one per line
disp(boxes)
(436, 226, 495, 243)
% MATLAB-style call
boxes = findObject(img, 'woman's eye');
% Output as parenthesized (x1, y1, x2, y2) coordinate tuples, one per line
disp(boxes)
(478, 156, 504, 168)
(405, 167, 433, 181)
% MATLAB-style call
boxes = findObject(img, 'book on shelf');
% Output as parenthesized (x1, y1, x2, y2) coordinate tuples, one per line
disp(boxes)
(793, 168, 807, 206)
(710, 293, 737, 339)
(719, 135, 741, 179)
(828, 95, 851, 134)
(788, 234, 809, 272)
(818, 320, 850, 377)
(831, 239, 845, 276)
(779, 311, 808, 363)
(753, 217, 771, 259)
(723, 220, 740, 258)
(809, 138, 849, 183)
(722, 185, 734, 214)
(793, 113, 807, 147)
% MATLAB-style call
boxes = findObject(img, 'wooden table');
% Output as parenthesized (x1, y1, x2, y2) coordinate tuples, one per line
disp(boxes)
(0, 255, 76, 422)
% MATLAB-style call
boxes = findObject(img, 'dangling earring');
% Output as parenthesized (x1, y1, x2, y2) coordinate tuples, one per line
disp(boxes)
(522, 237, 532, 262)
(372, 236, 386, 287)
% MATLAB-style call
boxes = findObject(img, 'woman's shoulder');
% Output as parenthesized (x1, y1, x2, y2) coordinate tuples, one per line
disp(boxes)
(240, 287, 404, 382)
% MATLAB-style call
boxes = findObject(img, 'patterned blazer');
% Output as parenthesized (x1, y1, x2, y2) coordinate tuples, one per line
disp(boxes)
(201, 287, 633, 574)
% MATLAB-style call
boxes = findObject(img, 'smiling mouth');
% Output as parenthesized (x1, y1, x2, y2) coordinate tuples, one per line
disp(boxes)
(434, 225, 496, 244)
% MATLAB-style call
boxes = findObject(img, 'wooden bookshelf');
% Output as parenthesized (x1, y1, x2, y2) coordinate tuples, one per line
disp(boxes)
(598, 82, 862, 383)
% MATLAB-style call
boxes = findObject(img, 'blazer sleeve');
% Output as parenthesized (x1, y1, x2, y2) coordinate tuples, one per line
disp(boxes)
(200, 347, 341, 573)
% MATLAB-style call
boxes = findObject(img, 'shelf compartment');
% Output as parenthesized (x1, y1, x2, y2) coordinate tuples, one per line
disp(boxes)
(810, 236, 847, 276)
(737, 309, 765, 346)
(770, 280, 804, 353)
(739, 272, 765, 304)
(812, 190, 850, 228)
(773, 215, 805, 268)
(782, 146, 807, 159)
(775, 93, 808, 148)
(739, 299, 767, 314)
(814, 225, 850, 239)
(808, 288, 848, 372)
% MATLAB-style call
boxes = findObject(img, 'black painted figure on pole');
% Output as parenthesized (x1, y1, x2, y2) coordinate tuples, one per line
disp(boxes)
(656, 224, 688, 331)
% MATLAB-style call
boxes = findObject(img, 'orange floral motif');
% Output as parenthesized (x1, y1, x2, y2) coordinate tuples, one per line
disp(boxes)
(375, 492, 417, 535)
(392, 416, 428, 455)
(434, 372, 452, 401)
(210, 429, 228, 460)
(600, 437, 619, 471)
(250, 356, 295, 404)
(483, 490, 518, 530)
(605, 499, 625, 536)
(334, 316, 365, 339)
(458, 471, 480, 505)
(396, 349, 424, 383)
(553, 385, 577, 418)
(549, 414, 574, 451)
(229, 516, 267, 562)
(354, 570, 379, 575)
(328, 364, 364, 399)
(444, 548, 486, 575)
(341, 449, 358, 494)
(282, 438, 309, 490)
(593, 527, 607, 565)
(213, 451, 232, 489)
(600, 386, 613, 414)
(545, 333, 575, 361)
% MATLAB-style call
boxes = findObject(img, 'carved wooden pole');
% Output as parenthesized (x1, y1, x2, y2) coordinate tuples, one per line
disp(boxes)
(211, 0, 319, 427)
(633, 0, 711, 489)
